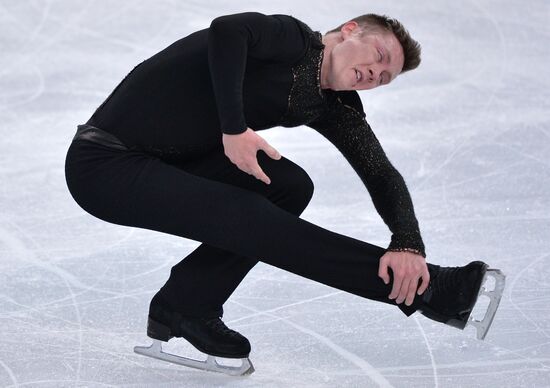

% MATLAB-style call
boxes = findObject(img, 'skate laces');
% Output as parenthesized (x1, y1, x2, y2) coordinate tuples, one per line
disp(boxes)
(431, 266, 463, 296)
(204, 318, 240, 338)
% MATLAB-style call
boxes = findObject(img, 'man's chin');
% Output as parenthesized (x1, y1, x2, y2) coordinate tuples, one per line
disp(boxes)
(333, 82, 350, 91)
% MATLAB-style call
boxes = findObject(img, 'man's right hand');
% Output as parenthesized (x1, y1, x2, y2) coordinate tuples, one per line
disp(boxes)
(222, 127, 282, 185)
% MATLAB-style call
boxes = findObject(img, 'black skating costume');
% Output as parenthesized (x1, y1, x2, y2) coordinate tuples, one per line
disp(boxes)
(66, 11, 433, 333)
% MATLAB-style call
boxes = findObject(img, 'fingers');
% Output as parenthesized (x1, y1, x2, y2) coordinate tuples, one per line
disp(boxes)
(387, 265, 426, 305)
(224, 130, 281, 185)
(417, 267, 430, 295)
(402, 268, 429, 306)
(382, 252, 430, 306)
(252, 165, 271, 185)
(256, 136, 281, 160)
(263, 143, 281, 160)
(388, 271, 403, 301)
(242, 160, 270, 184)
(238, 149, 273, 185)
(390, 275, 419, 306)
(378, 258, 390, 285)
(247, 140, 281, 185)
(395, 278, 413, 305)
(404, 277, 420, 306)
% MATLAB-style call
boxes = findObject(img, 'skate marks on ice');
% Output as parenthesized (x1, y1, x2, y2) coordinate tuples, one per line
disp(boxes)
(411, 315, 439, 387)
(229, 299, 395, 388)
(508, 253, 550, 338)
(1, 0, 550, 386)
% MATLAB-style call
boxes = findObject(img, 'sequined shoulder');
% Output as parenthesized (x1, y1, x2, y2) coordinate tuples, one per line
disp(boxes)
(277, 18, 328, 127)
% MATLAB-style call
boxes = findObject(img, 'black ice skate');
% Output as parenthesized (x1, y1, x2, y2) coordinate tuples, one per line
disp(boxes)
(134, 293, 254, 376)
(417, 260, 505, 340)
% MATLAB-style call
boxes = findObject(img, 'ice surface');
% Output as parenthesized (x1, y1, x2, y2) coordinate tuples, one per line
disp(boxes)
(1, 0, 549, 387)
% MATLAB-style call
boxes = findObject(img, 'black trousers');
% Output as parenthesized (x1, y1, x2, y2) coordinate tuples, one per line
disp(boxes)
(64, 125, 431, 319)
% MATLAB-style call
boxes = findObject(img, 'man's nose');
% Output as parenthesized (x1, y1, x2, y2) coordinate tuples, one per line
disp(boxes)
(367, 68, 380, 83)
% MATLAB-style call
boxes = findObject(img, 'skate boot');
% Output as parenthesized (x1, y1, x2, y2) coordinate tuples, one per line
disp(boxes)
(134, 292, 254, 376)
(418, 260, 505, 340)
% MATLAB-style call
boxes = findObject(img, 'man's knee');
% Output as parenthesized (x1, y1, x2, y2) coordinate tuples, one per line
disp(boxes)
(286, 162, 314, 205)
(260, 153, 314, 212)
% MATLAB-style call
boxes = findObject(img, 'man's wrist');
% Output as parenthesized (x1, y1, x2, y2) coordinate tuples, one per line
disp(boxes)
(386, 247, 426, 258)
(387, 231, 426, 258)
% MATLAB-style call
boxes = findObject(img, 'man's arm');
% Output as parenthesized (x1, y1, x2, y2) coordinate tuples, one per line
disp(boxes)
(208, 11, 307, 135)
(307, 90, 426, 257)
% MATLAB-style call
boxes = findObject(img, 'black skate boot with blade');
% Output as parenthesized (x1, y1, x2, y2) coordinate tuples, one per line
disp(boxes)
(134, 293, 254, 376)
(417, 260, 505, 340)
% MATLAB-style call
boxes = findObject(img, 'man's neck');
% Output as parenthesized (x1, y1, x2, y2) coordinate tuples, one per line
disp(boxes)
(320, 33, 339, 90)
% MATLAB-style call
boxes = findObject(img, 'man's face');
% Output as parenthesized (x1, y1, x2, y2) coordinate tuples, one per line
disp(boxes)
(326, 22, 405, 91)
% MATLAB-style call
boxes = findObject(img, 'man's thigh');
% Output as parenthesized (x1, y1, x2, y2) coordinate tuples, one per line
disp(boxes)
(167, 148, 313, 200)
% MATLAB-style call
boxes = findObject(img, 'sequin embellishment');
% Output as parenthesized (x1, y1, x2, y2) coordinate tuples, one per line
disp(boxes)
(278, 25, 327, 127)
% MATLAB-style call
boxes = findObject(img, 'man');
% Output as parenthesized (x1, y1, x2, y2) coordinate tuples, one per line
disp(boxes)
(64, 11, 505, 376)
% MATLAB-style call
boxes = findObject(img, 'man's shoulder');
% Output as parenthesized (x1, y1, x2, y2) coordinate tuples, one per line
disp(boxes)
(269, 14, 324, 49)
(270, 14, 312, 31)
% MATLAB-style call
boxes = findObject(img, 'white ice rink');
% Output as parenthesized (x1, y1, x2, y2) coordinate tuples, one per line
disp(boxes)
(1, 0, 549, 387)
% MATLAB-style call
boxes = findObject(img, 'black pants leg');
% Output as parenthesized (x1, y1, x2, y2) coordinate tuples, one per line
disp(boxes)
(156, 147, 317, 318)
(64, 139, 429, 319)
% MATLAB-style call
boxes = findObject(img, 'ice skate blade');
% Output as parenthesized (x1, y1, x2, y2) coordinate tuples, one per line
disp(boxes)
(467, 268, 505, 340)
(134, 339, 255, 376)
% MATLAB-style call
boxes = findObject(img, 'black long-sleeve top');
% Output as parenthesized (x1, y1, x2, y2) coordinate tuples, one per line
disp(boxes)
(86, 11, 426, 257)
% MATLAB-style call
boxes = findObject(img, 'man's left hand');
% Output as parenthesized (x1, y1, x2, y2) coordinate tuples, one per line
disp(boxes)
(378, 250, 430, 306)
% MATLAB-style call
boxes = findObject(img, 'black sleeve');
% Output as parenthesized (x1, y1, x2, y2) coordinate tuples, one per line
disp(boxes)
(307, 91, 426, 257)
(208, 11, 306, 135)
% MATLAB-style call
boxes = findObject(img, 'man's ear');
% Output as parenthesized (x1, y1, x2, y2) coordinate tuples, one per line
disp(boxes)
(340, 21, 360, 38)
